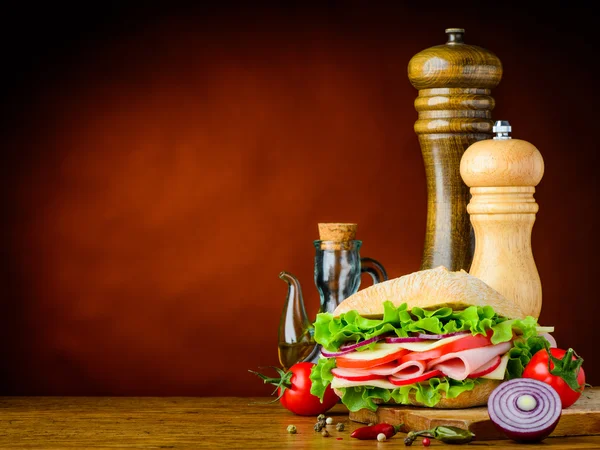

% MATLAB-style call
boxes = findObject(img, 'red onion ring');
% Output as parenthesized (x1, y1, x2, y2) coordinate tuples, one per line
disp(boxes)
(416, 331, 470, 340)
(488, 378, 562, 442)
(384, 336, 426, 343)
(320, 335, 386, 357)
(320, 347, 353, 358)
(540, 332, 557, 348)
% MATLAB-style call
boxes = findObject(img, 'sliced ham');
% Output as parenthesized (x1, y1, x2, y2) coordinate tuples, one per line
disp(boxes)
(331, 367, 385, 380)
(331, 361, 425, 379)
(468, 355, 501, 378)
(368, 360, 426, 378)
(426, 341, 512, 381)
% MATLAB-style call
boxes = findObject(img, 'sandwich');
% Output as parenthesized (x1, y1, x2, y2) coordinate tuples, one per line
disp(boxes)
(309, 266, 554, 411)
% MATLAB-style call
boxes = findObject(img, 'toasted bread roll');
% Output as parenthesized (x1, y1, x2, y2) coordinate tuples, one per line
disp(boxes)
(333, 379, 501, 409)
(333, 266, 526, 319)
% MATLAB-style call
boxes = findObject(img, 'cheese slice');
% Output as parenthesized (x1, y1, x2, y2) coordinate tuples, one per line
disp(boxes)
(331, 376, 397, 390)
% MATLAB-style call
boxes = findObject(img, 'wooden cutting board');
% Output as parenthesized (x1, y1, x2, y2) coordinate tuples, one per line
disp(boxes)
(349, 387, 600, 440)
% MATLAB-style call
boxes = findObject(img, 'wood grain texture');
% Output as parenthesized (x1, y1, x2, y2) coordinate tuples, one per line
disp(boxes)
(0, 396, 598, 449)
(461, 139, 544, 318)
(349, 387, 600, 441)
(408, 29, 502, 272)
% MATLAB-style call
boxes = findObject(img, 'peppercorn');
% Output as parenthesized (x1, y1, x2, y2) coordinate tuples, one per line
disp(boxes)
(422, 437, 430, 447)
(326, 417, 333, 425)
(317, 414, 326, 421)
(287, 425, 297, 434)
(377, 433, 387, 442)
(322, 430, 330, 438)
(336, 422, 345, 432)
(314, 421, 324, 432)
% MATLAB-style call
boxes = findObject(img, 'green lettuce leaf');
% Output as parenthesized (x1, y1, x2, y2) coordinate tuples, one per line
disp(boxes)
(309, 357, 336, 400)
(314, 301, 540, 351)
(338, 378, 478, 412)
(506, 335, 551, 379)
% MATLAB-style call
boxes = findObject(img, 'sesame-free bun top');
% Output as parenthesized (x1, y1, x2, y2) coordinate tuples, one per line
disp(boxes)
(333, 266, 526, 320)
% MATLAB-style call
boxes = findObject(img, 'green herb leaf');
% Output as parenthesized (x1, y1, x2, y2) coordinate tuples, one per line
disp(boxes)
(309, 357, 336, 401)
(506, 335, 551, 379)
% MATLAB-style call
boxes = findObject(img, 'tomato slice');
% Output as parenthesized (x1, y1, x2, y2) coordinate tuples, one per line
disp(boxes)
(331, 367, 387, 382)
(336, 348, 409, 369)
(400, 330, 493, 363)
(468, 355, 502, 378)
(388, 369, 442, 386)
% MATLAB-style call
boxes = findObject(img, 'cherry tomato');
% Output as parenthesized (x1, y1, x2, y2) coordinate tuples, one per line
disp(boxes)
(277, 362, 339, 415)
(522, 348, 585, 408)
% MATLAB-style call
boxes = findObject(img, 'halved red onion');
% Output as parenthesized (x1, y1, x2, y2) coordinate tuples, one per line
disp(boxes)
(320, 335, 386, 357)
(384, 336, 426, 343)
(488, 378, 562, 442)
(416, 331, 470, 340)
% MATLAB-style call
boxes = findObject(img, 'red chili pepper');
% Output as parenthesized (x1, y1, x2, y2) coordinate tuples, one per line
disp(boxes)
(351, 423, 401, 440)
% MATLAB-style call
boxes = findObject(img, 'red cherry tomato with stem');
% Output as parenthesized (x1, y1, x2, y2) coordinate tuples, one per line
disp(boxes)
(522, 347, 585, 408)
(250, 362, 338, 415)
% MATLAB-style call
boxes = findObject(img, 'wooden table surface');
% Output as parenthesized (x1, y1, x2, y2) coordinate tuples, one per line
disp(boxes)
(0, 397, 599, 449)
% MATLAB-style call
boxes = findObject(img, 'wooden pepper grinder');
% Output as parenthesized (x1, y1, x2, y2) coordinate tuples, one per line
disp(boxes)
(460, 121, 545, 318)
(408, 28, 503, 271)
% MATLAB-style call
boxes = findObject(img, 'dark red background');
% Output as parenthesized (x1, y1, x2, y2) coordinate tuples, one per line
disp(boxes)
(1, 4, 597, 396)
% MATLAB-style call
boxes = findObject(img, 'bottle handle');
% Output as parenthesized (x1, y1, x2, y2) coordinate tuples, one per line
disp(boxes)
(360, 257, 388, 284)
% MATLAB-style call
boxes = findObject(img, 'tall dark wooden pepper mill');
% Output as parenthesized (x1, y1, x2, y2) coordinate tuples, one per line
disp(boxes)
(408, 28, 503, 271)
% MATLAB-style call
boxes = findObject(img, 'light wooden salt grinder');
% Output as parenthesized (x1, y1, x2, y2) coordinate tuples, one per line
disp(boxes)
(460, 121, 544, 318)
(408, 28, 502, 271)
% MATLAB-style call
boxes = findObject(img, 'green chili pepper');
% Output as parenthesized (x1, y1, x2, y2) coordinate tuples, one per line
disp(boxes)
(406, 426, 474, 445)
(430, 426, 475, 444)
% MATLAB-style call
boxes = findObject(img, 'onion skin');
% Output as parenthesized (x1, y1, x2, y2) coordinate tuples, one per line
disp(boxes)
(488, 378, 562, 442)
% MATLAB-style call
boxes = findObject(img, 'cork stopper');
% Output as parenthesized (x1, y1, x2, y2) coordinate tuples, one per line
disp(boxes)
(317, 223, 357, 250)
(318, 223, 357, 241)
